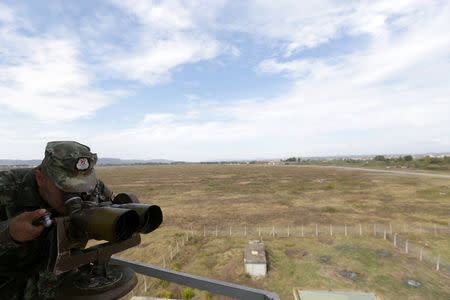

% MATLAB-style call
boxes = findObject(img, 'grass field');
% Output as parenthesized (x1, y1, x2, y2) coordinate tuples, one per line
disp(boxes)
(93, 165, 450, 299)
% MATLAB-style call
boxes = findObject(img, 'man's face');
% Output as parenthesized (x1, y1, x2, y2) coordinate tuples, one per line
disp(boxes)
(36, 170, 69, 215)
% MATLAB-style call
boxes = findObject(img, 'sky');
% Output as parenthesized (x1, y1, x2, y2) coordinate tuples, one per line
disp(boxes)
(0, 0, 449, 161)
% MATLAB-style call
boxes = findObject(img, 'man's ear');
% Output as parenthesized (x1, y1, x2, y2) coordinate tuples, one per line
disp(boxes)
(35, 169, 44, 187)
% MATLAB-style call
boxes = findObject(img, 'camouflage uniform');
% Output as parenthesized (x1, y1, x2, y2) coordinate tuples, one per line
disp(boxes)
(0, 142, 113, 299)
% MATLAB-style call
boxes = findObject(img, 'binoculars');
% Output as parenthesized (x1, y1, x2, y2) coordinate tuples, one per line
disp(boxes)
(62, 192, 163, 242)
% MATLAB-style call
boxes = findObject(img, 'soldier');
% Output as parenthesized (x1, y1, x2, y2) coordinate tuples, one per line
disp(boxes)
(0, 141, 113, 299)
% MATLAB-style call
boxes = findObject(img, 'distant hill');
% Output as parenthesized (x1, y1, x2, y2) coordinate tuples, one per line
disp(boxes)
(0, 159, 42, 166)
(0, 158, 174, 167)
(97, 158, 174, 165)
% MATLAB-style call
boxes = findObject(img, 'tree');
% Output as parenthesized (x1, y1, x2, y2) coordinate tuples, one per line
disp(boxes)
(404, 155, 413, 161)
(374, 155, 386, 161)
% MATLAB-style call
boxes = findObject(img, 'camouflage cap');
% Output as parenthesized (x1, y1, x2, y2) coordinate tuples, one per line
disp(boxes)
(41, 141, 98, 193)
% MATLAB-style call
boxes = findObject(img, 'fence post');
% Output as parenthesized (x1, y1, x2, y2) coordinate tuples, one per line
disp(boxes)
(163, 256, 166, 269)
(186, 232, 189, 242)
(176, 241, 179, 254)
(191, 226, 194, 237)
(204, 225, 206, 237)
(258, 225, 261, 237)
(330, 224, 333, 236)
(230, 226, 232, 237)
(287, 225, 290, 237)
(436, 255, 440, 271)
(419, 248, 423, 261)
(345, 224, 347, 236)
(389, 223, 392, 235)
(383, 228, 386, 240)
(301, 224, 304, 237)
(405, 240, 408, 254)
(272, 226, 275, 237)
(216, 225, 218, 237)
(316, 224, 318, 237)
(359, 224, 362, 236)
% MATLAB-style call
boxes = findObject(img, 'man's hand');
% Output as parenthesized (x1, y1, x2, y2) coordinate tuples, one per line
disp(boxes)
(8, 209, 47, 242)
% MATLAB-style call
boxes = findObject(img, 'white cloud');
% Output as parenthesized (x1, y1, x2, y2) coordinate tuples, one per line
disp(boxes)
(142, 113, 176, 124)
(109, 0, 227, 30)
(105, 33, 220, 85)
(103, 0, 226, 85)
(228, 0, 437, 56)
(1, 0, 449, 160)
(0, 5, 113, 123)
(91, 0, 450, 160)
(0, 3, 14, 23)
(185, 94, 200, 101)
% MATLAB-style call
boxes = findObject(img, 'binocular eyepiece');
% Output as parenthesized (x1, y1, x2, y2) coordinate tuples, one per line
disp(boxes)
(65, 192, 162, 242)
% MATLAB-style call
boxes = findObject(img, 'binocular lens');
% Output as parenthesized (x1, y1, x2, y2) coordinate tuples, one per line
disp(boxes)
(114, 210, 140, 240)
(141, 205, 163, 234)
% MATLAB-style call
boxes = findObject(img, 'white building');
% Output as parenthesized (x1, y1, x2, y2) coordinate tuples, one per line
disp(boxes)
(244, 240, 267, 277)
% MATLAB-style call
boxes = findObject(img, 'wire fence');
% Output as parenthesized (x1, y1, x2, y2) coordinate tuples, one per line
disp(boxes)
(125, 222, 449, 298)
(193, 223, 449, 277)
(196, 223, 450, 239)
(379, 229, 450, 277)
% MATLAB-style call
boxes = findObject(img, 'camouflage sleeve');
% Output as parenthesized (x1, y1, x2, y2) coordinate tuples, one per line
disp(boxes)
(0, 219, 21, 252)
(0, 171, 22, 253)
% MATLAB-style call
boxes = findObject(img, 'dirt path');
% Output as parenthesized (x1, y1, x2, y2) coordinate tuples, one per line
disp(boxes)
(294, 165, 450, 179)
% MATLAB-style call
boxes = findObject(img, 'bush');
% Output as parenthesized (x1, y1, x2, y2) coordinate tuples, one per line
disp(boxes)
(404, 155, 413, 161)
(323, 206, 337, 213)
(158, 289, 173, 298)
(181, 288, 195, 299)
(158, 279, 168, 287)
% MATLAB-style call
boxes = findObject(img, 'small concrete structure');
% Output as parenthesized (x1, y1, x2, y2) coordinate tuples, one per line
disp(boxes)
(244, 240, 267, 277)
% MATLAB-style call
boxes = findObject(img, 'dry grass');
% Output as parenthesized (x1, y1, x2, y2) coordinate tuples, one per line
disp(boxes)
(96, 164, 450, 227)
(93, 165, 450, 300)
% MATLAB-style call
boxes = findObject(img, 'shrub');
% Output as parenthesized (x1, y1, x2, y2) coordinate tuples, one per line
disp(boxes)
(404, 155, 413, 161)
(323, 206, 337, 213)
(158, 289, 173, 298)
(158, 279, 168, 287)
(181, 288, 195, 299)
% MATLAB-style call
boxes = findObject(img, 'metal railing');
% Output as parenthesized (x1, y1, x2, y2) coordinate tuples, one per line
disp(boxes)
(111, 256, 280, 300)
